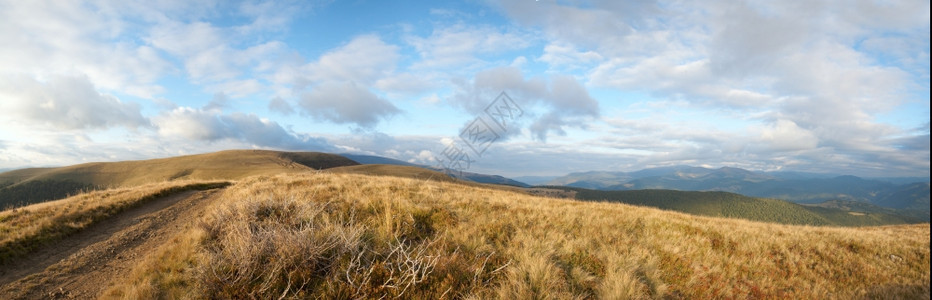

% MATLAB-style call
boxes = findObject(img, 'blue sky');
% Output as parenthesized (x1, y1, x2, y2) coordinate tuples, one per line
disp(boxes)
(0, 0, 929, 178)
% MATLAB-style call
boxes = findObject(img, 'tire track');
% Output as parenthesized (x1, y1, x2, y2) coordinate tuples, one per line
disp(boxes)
(0, 188, 225, 299)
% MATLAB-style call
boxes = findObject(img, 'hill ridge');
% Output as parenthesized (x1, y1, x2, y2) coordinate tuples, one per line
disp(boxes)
(0, 150, 358, 208)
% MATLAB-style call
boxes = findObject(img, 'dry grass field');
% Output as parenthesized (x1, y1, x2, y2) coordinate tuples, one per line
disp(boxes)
(0, 181, 229, 265)
(325, 164, 458, 182)
(89, 173, 930, 299)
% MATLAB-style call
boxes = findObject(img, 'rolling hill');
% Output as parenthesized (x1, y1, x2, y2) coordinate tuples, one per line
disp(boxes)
(2, 172, 927, 298)
(0, 150, 359, 208)
(874, 182, 931, 221)
(558, 187, 918, 226)
(546, 166, 930, 221)
(340, 153, 530, 187)
(325, 164, 458, 183)
(4, 150, 920, 228)
(339, 153, 422, 167)
(441, 169, 531, 187)
(0, 150, 536, 209)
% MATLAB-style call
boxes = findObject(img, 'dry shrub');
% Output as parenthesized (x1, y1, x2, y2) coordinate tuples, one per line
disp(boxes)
(195, 182, 509, 299)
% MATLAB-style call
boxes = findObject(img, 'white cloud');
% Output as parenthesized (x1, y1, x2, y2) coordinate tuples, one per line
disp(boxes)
(328, 132, 441, 161)
(153, 106, 331, 150)
(490, 0, 929, 175)
(298, 81, 401, 128)
(302, 35, 400, 85)
(0, 0, 306, 101)
(406, 24, 534, 69)
(538, 42, 603, 69)
(757, 119, 820, 152)
(234, 0, 315, 34)
(146, 20, 288, 85)
(154, 107, 229, 141)
(0, 74, 149, 130)
(451, 66, 599, 141)
(146, 21, 224, 58)
(0, 0, 172, 98)
(268, 34, 402, 102)
(492, 0, 668, 58)
(206, 78, 266, 98)
(0, 0, 927, 178)
(374, 72, 438, 95)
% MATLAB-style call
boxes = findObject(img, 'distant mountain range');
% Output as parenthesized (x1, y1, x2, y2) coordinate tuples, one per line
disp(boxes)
(558, 187, 917, 226)
(545, 166, 930, 221)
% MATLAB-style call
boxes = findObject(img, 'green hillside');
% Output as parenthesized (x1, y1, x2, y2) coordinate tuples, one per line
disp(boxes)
(563, 188, 917, 226)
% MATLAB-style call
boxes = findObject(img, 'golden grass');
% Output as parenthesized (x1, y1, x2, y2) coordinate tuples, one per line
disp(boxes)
(325, 164, 526, 194)
(0, 150, 355, 188)
(325, 164, 457, 182)
(84, 173, 932, 298)
(102, 223, 207, 300)
(0, 181, 229, 264)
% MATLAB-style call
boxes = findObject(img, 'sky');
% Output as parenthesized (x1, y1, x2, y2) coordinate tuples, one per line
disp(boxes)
(0, 0, 929, 178)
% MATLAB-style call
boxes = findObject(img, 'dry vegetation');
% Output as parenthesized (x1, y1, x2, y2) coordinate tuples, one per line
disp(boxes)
(325, 164, 457, 183)
(98, 173, 929, 299)
(0, 181, 229, 264)
(0, 150, 357, 209)
(0, 150, 356, 189)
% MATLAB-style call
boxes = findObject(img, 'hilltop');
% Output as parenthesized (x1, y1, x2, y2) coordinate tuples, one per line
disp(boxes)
(1, 172, 927, 299)
(0, 150, 358, 208)
(0, 150, 357, 187)
(0, 150, 534, 209)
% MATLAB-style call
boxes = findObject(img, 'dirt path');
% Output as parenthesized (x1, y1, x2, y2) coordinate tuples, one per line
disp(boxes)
(0, 188, 225, 299)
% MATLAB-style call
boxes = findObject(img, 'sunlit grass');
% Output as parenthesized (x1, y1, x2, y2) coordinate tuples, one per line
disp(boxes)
(70, 173, 932, 298)
(0, 181, 229, 265)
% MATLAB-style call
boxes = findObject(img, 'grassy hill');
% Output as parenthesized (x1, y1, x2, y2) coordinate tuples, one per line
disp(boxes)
(0, 150, 358, 208)
(875, 182, 931, 221)
(326, 164, 528, 195)
(546, 167, 930, 218)
(339, 153, 422, 167)
(562, 187, 917, 227)
(326, 164, 458, 182)
(445, 170, 531, 187)
(340, 153, 530, 187)
(115, 173, 931, 298)
(1, 173, 928, 298)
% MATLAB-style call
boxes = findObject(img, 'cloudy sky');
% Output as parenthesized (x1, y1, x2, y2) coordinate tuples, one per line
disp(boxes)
(0, 0, 929, 178)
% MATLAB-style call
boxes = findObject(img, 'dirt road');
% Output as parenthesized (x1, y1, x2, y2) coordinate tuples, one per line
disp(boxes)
(0, 188, 224, 299)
